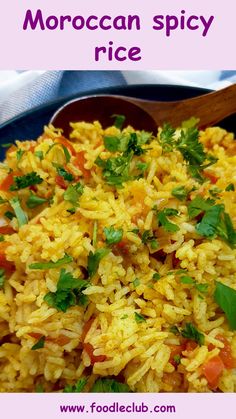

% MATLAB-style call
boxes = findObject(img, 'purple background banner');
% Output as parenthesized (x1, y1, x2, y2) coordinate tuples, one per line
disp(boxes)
(0, 0, 235, 69)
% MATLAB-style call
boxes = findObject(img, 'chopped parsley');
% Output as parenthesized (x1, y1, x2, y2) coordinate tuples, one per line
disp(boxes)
(95, 152, 133, 187)
(29, 254, 73, 270)
(9, 197, 28, 227)
(188, 196, 214, 219)
(170, 325, 180, 335)
(16, 149, 25, 162)
(225, 183, 235, 192)
(157, 208, 180, 233)
(159, 124, 217, 182)
(34, 151, 44, 160)
(87, 248, 110, 278)
(181, 322, 204, 346)
(0, 269, 5, 289)
(4, 211, 14, 220)
(134, 312, 146, 323)
(141, 230, 158, 249)
(153, 272, 161, 282)
(64, 378, 87, 393)
(44, 269, 89, 312)
(180, 276, 208, 295)
(133, 278, 140, 288)
(9, 172, 43, 191)
(209, 187, 222, 198)
(91, 378, 131, 393)
(26, 193, 48, 209)
(171, 186, 189, 201)
(181, 117, 200, 129)
(196, 205, 236, 247)
(0, 236, 4, 242)
(104, 226, 123, 245)
(31, 336, 45, 350)
(173, 354, 181, 365)
(214, 281, 236, 330)
(53, 164, 74, 182)
(136, 161, 148, 173)
(63, 182, 84, 205)
(0, 196, 8, 204)
(1, 143, 13, 148)
(111, 114, 126, 130)
(92, 221, 98, 247)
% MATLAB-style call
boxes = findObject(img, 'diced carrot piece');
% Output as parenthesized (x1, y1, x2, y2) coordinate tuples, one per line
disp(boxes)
(49, 335, 71, 346)
(81, 318, 95, 343)
(0, 173, 15, 191)
(28, 333, 44, 340)
(202, 355, 224, 388)
(204, 172, 218, 184)
(216, 334, 236, 369)
(83, 342, 106, 365)
(0, 226, 15, 235)
(55, 175, 67, 189)
(74, 151, 91, 180)
(186, 341, 198, 352)
(0, 252, 15, 273)
(56, 137, 76, 157)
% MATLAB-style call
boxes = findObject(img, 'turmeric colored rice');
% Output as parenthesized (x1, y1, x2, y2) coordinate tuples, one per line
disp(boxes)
(0, 119, 236, 393)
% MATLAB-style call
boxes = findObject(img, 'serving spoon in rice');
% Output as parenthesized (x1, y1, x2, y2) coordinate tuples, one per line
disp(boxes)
(50, 83, 236, 135)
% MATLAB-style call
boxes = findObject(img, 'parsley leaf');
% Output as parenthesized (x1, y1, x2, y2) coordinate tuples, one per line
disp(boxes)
(10, 172, 43, 191)
(171, 186, 189, 201)
(91, 378, 131, 393)
(104, 226, 123, 245)
(87, 248, 110, 278)
(44, 269, 89, 312)
(53, 164, 74, 182)
(153, 273, 161, 282)
(159, 123, 176, 152)
(63, 183, 84, 205)
(34, 151, 44, 160)
(29, 254, 73, 270)
(96, 153, 133, 187)
(31, 336, 45, 350)
(16, 149, 25, 162)
(9, 197, 28, 227)
(176, 127, 206, 167)
(157, 208, 180, 233)
(181, 322, 204, 346)
(133, 278, 140, 288)
(225, 183, 235, 192)
(141, 230, 158, 249)
(134, 312, 146, 323)
(64, 378, 87, 393)
(111, 114, 126, 130)
(181, 117, 200, 129)
(214, 281, 236, 330)
(26, 193, 48, 209)
(188, 196, 215, 219)
(0, 268, 5, 289)
(4, 211, 14, 220)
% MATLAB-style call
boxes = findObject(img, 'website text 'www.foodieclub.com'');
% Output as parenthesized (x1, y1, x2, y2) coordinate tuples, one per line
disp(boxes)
(59, 401, 176, 414)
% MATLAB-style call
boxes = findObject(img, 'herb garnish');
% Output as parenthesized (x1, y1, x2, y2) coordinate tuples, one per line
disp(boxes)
(141, 230, 158, 249)
(87, 248, 110, 278)
(104, 226, 123, 245)
(214, 281, 236, 330)
(91, 378, 131, 393)
(134, 312, 146, 323)
(16, 149, 25, 162)
(31, 336, 45, 350)
(9, 197, 28, 227)
(29, 254, 73, 270)
(181, 322, 205, 345)
(53, 164, 74, 182)
(171, 186, 189, 201)
(64, 378, 87, 393)
(157, 208, 180, 233)
(63, 182, 84, 205)
(225, 183, 235, 192)
(0, 269, 5, 289)
(9, 172, 43, 191)
(34, 151, 44, 161)
(26, 192, 48, 209)
(44, 269, 89, 312)
(111, 114, 126, 130)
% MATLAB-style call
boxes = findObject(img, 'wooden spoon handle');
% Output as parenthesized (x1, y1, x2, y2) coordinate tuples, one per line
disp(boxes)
(122, 84, 236, 128)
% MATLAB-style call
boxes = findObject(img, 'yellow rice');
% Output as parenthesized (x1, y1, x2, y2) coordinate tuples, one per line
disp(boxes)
(0, 120, 235, 393)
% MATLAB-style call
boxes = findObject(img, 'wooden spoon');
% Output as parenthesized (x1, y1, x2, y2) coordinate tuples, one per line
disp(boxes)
(50, 84, 236, 135)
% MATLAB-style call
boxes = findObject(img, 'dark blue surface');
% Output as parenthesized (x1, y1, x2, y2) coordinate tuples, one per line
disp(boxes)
(0, 84, 235, 161)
